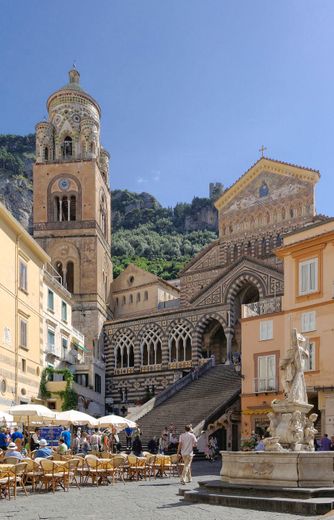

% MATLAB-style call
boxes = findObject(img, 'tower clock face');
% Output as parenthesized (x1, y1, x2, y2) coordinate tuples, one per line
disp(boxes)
(58, 178, 70, 190)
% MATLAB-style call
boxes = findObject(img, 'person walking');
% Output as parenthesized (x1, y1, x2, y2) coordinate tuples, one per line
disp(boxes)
(61, 427, 71, 449)
(177, 425, 197, 485)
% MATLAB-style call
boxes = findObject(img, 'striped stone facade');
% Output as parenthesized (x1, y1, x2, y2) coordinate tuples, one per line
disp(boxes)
(104, 157, 320, 411)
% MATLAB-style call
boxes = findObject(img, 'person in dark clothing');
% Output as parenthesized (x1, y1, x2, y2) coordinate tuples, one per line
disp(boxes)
(147, 436, 158, 454)
(132, 435, 143, 457)
(0, 429, 8, 450)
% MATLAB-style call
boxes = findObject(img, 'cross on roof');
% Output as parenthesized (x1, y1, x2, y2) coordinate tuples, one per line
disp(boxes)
(259, 145, 267, 157)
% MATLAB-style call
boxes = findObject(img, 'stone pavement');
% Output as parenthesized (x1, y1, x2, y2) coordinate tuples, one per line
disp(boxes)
(0, 460, 323, 520)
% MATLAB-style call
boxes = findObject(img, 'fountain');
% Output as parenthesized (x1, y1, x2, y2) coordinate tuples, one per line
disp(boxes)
(220, 329, 334, 487)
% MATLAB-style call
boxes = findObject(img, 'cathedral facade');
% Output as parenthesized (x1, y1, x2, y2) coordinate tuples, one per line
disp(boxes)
(104, 158, 320, 413)
(33, 69, 112, 415)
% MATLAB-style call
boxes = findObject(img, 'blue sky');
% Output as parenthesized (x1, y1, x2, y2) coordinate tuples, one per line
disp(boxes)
(1, 0, 334, 213)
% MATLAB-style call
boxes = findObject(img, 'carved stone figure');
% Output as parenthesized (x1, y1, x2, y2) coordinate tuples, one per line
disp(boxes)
(280, 329, 309, 404)
(263, 436, 287, 452)
(267, 412, 278, 437)
(303, 413, 318, 451)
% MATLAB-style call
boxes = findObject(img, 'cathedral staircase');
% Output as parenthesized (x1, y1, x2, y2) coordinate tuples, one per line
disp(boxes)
(135, 365, 241, 445)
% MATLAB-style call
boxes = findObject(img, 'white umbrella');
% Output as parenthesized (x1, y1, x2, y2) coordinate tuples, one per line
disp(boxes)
(8, 404, 57, 450)
(55, 410, 98, 427)
(0, 412, 14, 423)
(9, 404, 56, 422)
(97, 414, 137, 431)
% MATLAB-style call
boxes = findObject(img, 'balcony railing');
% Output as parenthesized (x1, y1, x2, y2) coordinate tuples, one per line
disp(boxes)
(46, 344, 57, 355)
(253, 377, 278, 393)
(168, 360, 192, 369)
(242, 296, 282, 319)
(114, 367, 135, 375)
(140, 364, 162, 373)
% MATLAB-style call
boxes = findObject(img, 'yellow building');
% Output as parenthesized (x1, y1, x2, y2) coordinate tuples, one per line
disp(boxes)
(241, 217, 334, 439)
(0, 201, 49, 409)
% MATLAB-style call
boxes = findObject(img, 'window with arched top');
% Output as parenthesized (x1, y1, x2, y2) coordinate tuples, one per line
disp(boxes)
(168, 321, 192, 362)
(144, 291, 148, 301)
(113, 330, 135, 369)
(44, 147, 49, 161)
(66, 261, 74, 293)
(99, 193, 107, 238)
(140, 326, 163, 366)
(63, 136, 72, 158)
(53, 195, 76, 222)
(129, 294, 133, 304)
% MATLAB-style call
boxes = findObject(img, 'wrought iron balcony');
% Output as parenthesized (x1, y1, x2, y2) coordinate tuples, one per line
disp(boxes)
(242, 296, 282, 319)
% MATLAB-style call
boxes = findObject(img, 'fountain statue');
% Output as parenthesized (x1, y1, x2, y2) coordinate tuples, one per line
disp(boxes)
(220, 328, 334, 489)
(263, 329, 317, 452)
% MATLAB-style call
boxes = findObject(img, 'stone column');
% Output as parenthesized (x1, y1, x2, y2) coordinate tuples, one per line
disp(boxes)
(161, 337, 169, 369)
(225, 331, 233, 365)
(134, 339, 141, 373)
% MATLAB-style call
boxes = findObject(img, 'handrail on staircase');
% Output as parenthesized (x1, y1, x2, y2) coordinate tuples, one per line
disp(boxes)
(127, 358, 215, 423)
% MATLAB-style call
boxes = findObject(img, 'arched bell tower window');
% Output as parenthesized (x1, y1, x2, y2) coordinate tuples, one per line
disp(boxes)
(66, 261, 74, 293)
(62, 136, 72, 159)
(53, 195, 77, 222)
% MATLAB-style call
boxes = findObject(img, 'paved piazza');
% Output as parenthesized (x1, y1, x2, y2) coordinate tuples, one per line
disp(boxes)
(0, 460, 323, 520)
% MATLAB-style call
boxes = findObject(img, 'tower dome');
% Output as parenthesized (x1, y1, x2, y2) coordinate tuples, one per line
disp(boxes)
(41, 68, 102, 162)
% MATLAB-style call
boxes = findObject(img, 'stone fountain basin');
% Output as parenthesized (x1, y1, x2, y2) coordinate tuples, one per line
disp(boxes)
(220, 451, 334, 488)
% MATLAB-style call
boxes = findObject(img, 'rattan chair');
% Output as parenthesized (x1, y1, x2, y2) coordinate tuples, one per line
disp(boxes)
(64, 458, 80, 490)
(25, 458, 43, 491)
(39, 459, 66, 493)
(85, 455, 107, 486)
(8, 462, 28, 498)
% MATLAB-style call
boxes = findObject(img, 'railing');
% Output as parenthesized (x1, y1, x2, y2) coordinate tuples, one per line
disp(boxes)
(157, 299, 181, 310)
(140, 364, 162, 373)
(168, 360, 192, 369)
(43, 264, 71, 298)
(253, 377, 278, 393)
(242, 296, 282, 319)
(114, 367, 135, 375)
(127, 358, 215, 423)
(72, 328, 85, 343)
(45, 344, 56, 355)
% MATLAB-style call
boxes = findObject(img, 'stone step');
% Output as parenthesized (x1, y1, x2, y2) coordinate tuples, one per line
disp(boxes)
(197, 480, 334, 499)
(182, 488, 334, 516)
(136, 365, 241, 443)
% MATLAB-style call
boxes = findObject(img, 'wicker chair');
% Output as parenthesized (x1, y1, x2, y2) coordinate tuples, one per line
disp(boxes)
(39, 459, 67, 493)
(25, 458, 43, 491)
(8, 462, 28, 498)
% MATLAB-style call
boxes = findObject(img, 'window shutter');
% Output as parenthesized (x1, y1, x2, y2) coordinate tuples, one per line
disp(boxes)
(300, 263, 308, 294)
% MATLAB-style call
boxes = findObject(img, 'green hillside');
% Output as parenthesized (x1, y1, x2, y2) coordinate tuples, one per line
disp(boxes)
(0, 134, 218, 279)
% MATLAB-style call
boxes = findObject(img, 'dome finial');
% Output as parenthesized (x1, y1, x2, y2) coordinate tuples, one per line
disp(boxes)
(69, 65, 80, 85)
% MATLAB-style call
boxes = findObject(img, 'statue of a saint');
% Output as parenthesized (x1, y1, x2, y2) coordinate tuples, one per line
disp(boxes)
(280, 329, 309, 404)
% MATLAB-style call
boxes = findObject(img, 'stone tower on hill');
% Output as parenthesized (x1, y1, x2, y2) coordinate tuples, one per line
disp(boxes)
(32, 68, 112, 415)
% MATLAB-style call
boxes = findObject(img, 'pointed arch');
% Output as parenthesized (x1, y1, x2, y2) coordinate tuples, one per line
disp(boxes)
(138, 323, 164, 366)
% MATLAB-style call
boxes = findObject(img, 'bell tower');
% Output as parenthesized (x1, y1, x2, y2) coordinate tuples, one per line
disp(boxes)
(33, 69, 112, 412)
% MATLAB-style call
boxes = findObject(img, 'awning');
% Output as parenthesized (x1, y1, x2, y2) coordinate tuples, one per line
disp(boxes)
(76, 343, 90, 353)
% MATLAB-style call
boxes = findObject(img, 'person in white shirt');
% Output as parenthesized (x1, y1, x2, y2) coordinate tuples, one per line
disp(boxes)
(177, 425, 197, 484)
